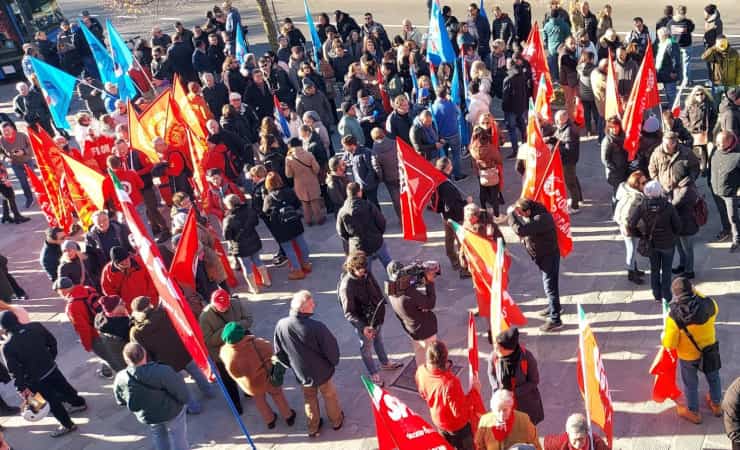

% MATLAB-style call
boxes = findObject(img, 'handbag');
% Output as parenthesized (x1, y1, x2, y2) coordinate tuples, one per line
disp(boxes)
(479, 166, 500, 187)
(676, 318, 721, 373)
(250, 338, 286, 387)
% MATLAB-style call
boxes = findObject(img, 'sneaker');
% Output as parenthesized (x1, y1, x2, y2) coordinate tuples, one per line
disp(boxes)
(267, 412, 278, 429)
(627, 271, 644, 285)
(537, 307, 563, 317)
(272, 254, 288, 267)
(50, 424, 77, 438)
(539, 319, 564, 332)
(706, 393, 722, 417)
(308, 417, 324, 438)
(380, 360, 403, 371)
(13, 216, 31, 224)
(676, 404, 702, 424)
(65, 403, 88, 414)
(714, 230, 731, 242)
(671, 265, 685, 275)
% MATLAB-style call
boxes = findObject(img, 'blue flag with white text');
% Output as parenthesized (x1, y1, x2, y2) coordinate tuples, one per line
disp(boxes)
(30, 57, 77, 129)
(427, 0, 456, 66)
(79, 21, 137, 101)
(106, 20, 133, 72)
(303, 0, 322, 66)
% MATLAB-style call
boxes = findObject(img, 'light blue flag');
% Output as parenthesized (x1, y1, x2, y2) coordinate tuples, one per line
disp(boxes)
(479, 0, 487, 20)
(29, 57, 77, 130)
(235, 23, 249, 66)
(80, 21, 137, 101)
(427, 0, 456, 66)
(303, 0, 322, 66)
(106, 20, 133, 72)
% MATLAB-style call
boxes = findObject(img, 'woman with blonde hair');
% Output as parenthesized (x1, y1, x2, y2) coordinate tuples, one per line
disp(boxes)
(470, 60, 492, 96)
(680, 85, 717, 174)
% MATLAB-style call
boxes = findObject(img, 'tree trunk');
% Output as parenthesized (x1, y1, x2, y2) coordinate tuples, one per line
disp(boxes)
(255, 0, 278, 51)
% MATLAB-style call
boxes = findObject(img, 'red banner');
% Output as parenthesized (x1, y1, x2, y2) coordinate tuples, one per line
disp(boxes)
(522, 22, 553, 103)
(623, 44, 661, 160)
(649, 347, 683, 403)
(170, 208, 199, 290)
(521, 111, 552, 200)
(25, 165, 58, 228)
(534, 146, 573, 257)
(28, 127, 74, 232)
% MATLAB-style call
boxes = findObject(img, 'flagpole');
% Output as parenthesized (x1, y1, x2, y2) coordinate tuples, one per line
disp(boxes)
(577, 303, 596, 450)
(207, 358, 257, 450)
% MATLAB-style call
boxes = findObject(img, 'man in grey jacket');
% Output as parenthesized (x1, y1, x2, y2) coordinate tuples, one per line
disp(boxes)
(274, 290, 343, 437)
(114, 342, 190, 450)
(370, 128, 401, 220)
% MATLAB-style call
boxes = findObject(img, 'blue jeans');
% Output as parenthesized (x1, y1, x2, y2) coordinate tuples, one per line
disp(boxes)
(679, 47, 691, 84)
(368, 242, 392, 274)
(663, 81, 677, 109)
(675, 235, 694, 273)
(135, 202, 154, 240)
(547, 53, 559, 83)
(442, 134, 462, 178)
(679, 359, 721, 413)
(649, 247, 674, 302)
(353, 324, 389, 375)
(537, 253, 561, 322)
(238, 254, 264, 276)
(280, 234, 310, 269)
(504, 111, 527, 156)
(623, 235, 639, 270)
(10, 161, 33, 203)
(149, 406, 189, 450)
(184, 359, 214, 414)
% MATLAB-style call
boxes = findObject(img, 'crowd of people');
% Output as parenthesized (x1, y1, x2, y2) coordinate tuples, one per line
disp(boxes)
(0, 0, 739, 449)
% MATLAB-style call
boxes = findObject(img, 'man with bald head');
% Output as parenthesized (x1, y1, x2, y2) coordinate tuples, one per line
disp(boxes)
(710, 131, 740, 252)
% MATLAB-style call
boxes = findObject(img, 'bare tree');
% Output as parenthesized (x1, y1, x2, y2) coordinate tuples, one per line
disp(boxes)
(255, 0, 277, 50)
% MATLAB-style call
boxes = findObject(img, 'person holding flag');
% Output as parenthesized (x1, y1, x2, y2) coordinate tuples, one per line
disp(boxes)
(508, 198, 563, 332)
(488, 328, 544, 426)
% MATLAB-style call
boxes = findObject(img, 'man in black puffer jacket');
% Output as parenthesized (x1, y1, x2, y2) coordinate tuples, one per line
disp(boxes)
(711, 131, 740, 252)
(336, 182, 391, 271)
(508, 198, 562, 332)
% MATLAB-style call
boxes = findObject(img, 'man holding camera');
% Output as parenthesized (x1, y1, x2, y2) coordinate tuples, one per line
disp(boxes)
(338, 251, 401, 386)
(508, 198, 563, 332)
(387, 260, 439, 367)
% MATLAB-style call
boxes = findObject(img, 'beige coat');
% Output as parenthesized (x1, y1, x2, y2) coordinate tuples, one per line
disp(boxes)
(475, 410, 542, 450)
(219, 335, 273, 396)
(285, 147, 321, 202)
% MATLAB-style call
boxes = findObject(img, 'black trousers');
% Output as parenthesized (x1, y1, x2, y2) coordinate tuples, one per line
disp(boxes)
(0, 184, 20, 220)
(479, 184, 500, 216)
(440, 422, 474, 450)
(30, 367, 85, 429)
(215, 360, 242, 414)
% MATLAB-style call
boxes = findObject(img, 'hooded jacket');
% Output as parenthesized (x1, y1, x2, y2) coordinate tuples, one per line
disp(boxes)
(223, 203, 262, 257)
(718, 95, 740, 137)
(613, 182, 644, 233)
(628, 196, 681, 250)
(663, 294, 718, 361)
(702, 46, 740, 88)
(410, 117, 439, 160)
(130, 307, 192, 372)
(296, 89, 334, 130)
(710, 136, 740, 197)
(1, 318, 58, 391)
(508, 202, 559, 261)
(113, 361, 189, 425)
(336, 196, 386, 255)
(101, 257, 158, 311)
(681, 100, 717, 134)
(220, 334, 274, 396)
(371, 137, 400, 184)
(262, 186, 304, 243)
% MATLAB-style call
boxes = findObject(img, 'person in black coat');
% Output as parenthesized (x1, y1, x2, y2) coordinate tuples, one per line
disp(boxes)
(385, 96, 414, 143)
(551, 111, 583, 211)
(223, 195, 270, 293)
(335, 10, 360, 41)
(432, 158, 468, 274)
(710, 131, 740, 250)
(502, 60, 530, 159)
(488, 328, 545, 426)
(0, 311, 87, 436)
(40, 227, 65, 282)
(671, 177, 700, 278)
(508, 198, 562, 332)
(12, 83, 54, 136)
(491, 7, 515, 52)
(244, 70, 274, 121)
(513, 0, 532, 44)
(206, 119, 252, 170)
(723, 376, 740, 449)
(202, 73, 229, 121)
(167, 33, 198, 84)
(336, 182, 391, 271)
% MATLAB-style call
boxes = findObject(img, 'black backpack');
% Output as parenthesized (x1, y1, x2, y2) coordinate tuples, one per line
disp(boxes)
(269, 192, 300, 224)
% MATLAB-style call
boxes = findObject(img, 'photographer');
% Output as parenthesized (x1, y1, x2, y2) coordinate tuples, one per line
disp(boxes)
(387, 260, 439, 367)
(338, 251, 401, 386)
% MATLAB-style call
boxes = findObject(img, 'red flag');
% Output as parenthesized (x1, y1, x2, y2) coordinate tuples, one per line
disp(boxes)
(649, 347, 683, 403)
(397, 138, 448, 241)
(60, 158, 101, 230)
(467, 313, 487, 436)
(533, 73, 552, 122)
(623, 44, 661, 160)
(605, 50, 623, 120)
(28, 127, 74, 232)
(170, 208, 199, 290)
(211, 229, 238, 288)
(25, 165, 58, 227)
(521, 110, 552, 199)
(534, 146, 573, 257)
(377, 69, 392, 114)
(577, 304, 614, 447)
(522, 22, 553, 102)
(362, 376, 453, 450)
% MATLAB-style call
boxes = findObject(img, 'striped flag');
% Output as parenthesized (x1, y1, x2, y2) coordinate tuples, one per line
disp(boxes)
(273, 95, 290, 138)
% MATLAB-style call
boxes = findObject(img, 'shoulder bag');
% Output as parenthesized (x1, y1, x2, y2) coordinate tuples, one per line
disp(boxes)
(675, 317, 721, 373)
(249, 338, 286, 387)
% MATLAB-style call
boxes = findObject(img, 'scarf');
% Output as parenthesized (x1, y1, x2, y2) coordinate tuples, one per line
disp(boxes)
(656, 40, 670, 70)
(499, 345, 522, 390)
(491, 410, 516, 441)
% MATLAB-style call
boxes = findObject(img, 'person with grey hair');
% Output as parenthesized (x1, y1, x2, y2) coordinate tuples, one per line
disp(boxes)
(274, 290, 343, 437)
(114, 342, 191, 450)
(475, 389, 542, 449)
(12, 80, 54, 135)
(711, 131, 740, 252)
(648, 130, 700, 193)
(628, 179, 681, 302)
(542, 412, 609, 449)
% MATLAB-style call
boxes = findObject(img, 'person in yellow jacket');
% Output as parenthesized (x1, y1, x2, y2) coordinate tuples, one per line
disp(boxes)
(662, 277, 722, 424)
(702, 36, 740, 91)
(475, 389, 542, 450)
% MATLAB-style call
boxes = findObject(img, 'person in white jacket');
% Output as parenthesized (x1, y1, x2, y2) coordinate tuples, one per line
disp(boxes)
(466, 79, 492, 129)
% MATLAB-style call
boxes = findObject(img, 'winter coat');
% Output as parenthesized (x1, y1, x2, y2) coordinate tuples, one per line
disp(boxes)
(243, 82, 274, 120)
(262, 187, 304, 243)
(432, 180, 465, 223)
(656, 40, 682, 84)
(2, 321, 58, 391)
(285, 147, 321, 202)
(415, 364, 471, 433)
(388, 282, 437, 341)
(671, 178, 700, 236)
(199, 300, 253, 360)
(704, 12, 724, 48)
(543, 16, 571, 55)
(113, 361, 189, 425)
(327, 174, 349, 209)
(558, 47, 578, 87)
(385, 110, 414, 143)
(554, 121, 580, 165)
(718, 96, 740, 137)
(601, 132, 629, 187)
(723, 377, 740, 444)
(371, 137, 400, 184)
(338, 271, 386, 330)
(130, 307, 193, 372)
(466, 92, 492, 127)
(12, 90, 50, 125)
(336, 197, 386, 255)
(274, 311, 340, 387)
(513, 1, 532, 42)
(220, 335, 275, 396)
(615, 58, 639, 99)
(502, 67, 529, 115)
(101, 257, 158, 311)
(648, 144, 700, 192)
(613, 182, 644, 235)
(349, 146, 380, 192)
(590, 67, 607, 116)
(40, 241, 62, 281)
(58, 255, 95, 287)
(681, 100, 717, 135)
(508, 201, 559, 262)
(635, 132, 662, 175)
(702, 46, 740, 87)
(668, 16, 695, 48)
(710, 139, 740, 197)
(470, 135, 503, 171)
(488, 347, 544, 425)
(338, 115, 365, 146)
(577, 62, 596, 102)
(202, 82, 229, 120)
(223, 203, 262, 257)
(492, 14, 515, 49)
(471, 15, 491, 54)
(628, 197, 681, 250)
(84, 221, 132, 267)
(431, 98, 460, 138)
(663, 295, 718, 361)
(475, 410, 542, 450)
(410, 121, 439, 160)
(296, 91, 334, 129)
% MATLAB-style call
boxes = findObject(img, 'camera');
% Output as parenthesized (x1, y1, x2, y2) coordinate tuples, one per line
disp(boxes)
(385, 260, 440, 296)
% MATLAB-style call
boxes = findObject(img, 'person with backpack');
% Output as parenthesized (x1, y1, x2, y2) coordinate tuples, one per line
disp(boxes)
(262, 171, 311, 280)
(671, 176, 703, 279)
(628, 180, 681, 303)
(663, 277, 722, 425)
(94, 295, 130, 374)
(614, 171, 648, 285)
(488, 328, 545, 427)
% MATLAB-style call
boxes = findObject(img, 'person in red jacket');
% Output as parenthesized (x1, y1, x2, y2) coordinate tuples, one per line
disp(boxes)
(543, 413, 609, 450)
(102, 155, 152, 237)
(53, 276, 122, 378)
(203, 138, 240, 182)
(153, 137, 194, 204)
(415, 340, 480, 450)
(101, 246, 158, 312)
(82, 127, 115, 173)
(204, 168, 244, 234)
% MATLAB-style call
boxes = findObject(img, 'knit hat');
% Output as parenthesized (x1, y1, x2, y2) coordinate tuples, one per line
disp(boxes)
(99, 295, 122, 314)
(221, 322, 245, 344)
(0, 311, 19, 332)
(211, 288, 231, 312)
(671, 277, 693, 301)
(643, 180, 663, 199)
(340, 101, 353, 115)
(495, 327, 520, 350)
(61, 240, 80, 252)
(52, 276, 74, 290)
(642, 116, 660, 133)
(110, 246, 129, 264)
